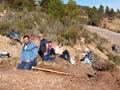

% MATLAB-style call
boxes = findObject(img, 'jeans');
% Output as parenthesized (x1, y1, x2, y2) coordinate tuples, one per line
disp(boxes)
(59, 50, 70, 61)
(43, 55, 55, 61)
(17, 60, 37, 70)
(38, 49, 55, 61)
(83, 57, 91, 64)
(48, 48, 55, 56)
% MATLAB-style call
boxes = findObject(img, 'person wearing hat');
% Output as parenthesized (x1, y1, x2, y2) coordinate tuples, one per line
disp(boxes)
(83, 48, 94, 64)
(38, 34, 54, 61)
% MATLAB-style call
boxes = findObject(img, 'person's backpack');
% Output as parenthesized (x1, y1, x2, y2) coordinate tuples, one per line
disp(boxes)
(6, 31, 22, 45)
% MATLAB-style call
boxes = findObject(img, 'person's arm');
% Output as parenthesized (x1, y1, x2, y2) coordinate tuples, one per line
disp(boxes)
(45, 43, 48, 55)
(87, 52, 93, 61)
(18, 49, 24, 64)
(26, 43, 38, 62)
(30, 45, 38, 61)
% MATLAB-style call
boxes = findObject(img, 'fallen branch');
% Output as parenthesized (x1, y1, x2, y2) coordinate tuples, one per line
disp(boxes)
(32, 67, 68, 75)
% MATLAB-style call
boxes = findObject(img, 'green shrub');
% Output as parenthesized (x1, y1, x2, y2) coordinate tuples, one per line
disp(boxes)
(107, 53, 120, 65)
(88, 17, 100, 26)
(0, 22, 9, 35)
(65, 29, 79, 43)
(96, 43, 104, 52)
(4, 0, 35, 11)
(92, 60, 115, 71)
(47, 0, 65, 18)
(57, 36, 64, 42)
(80, 29, 93, 43)
(60, 26, 80, 44)
(65, 39, 74, 47)
(15, 20, 25, 35)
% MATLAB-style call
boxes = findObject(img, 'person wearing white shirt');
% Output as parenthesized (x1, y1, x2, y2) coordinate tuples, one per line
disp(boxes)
(55, 42, 63, 55)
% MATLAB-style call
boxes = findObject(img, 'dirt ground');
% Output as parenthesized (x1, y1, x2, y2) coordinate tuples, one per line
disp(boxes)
(0, 35, 120, 90)
(0, 57, 120, 90)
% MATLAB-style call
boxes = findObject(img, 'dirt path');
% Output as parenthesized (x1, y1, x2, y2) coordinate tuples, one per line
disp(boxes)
(85, 25, 120, 45)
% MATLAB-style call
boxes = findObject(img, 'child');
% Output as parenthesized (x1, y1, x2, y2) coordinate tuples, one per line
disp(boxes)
(48, 41, 55, 55)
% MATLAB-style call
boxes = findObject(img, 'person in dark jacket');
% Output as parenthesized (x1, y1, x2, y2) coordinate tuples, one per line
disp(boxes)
(38, 34, 54, 61)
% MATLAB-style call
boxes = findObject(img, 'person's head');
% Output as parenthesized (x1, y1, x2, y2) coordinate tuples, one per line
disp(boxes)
(58, 42, 63, 47)
(39, 34, 44, 40)
(85, 48, 90, 53)
(23, 35, 30, 45)
(48, 41, 52, 45)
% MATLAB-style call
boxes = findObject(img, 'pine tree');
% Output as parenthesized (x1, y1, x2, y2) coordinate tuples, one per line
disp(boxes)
(117, 9, 120, 14)
(87, 6, 100, 26)
(4, 0, 35, 10)
(40, 0, 50, 9)
(98, 5, 104, 20)
(66, 0, 79, 19)
(105, 6, 110, 16)
(47, 0, 65, 18)
(109, 8, 115, 17)
(88, 6, 97, 18)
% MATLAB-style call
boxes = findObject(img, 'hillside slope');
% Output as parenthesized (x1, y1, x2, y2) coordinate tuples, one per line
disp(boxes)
(0, 35, 120, 90)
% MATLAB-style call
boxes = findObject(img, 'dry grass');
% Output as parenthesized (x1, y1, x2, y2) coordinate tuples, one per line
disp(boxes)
(104, 18, 120, 32)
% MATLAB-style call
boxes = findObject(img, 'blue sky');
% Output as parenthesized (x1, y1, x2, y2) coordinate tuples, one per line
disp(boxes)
(63, 0, 120, 11)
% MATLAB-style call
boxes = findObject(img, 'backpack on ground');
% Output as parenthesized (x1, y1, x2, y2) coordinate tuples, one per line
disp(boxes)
(0, 52, 11, 58)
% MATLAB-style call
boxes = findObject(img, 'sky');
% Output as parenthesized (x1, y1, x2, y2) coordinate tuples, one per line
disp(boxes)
(63, 0, 120, 11)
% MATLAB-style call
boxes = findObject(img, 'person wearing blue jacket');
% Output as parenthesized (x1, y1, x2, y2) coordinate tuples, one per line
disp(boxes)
(17, 35, 38, 70)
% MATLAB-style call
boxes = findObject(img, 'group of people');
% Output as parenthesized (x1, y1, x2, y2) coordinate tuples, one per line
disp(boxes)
(38, 34, 70, 61)
(17, 34, 71, 70)
(16, 34, 94, 70)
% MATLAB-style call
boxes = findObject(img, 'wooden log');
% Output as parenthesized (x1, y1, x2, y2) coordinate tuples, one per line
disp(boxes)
(32, 67, 68, 75)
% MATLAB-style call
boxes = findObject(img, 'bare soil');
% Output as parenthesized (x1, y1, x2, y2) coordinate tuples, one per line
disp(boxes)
(0, 58, 120, 90)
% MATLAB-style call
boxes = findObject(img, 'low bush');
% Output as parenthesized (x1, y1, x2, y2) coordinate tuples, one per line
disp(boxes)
(0, 22, 9, 35)
(107, 53, 120, 65)
(92, 60, 115, 71)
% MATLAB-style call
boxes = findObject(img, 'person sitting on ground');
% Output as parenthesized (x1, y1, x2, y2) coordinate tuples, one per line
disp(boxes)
(112, 44, 118, 53)
(55, 42, 63, 55)
(17, 35, 38, 70)
(6, 30, 22, 45)
(38, 34, 55, 61)
(82, 48, 94, 64)
(55, 42, 70, 61)
(48, 41, 56, 55)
